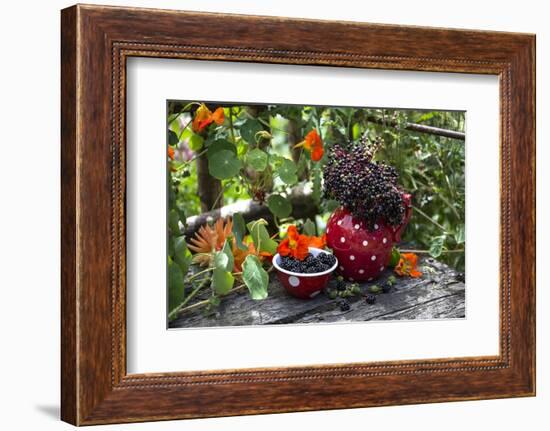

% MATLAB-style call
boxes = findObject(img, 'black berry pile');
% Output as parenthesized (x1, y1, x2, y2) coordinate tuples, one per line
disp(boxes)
(323, 135, 406, 229)
(279, 253, 336, 274)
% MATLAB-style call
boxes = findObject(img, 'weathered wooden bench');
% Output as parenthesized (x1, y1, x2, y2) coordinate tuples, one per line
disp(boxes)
(169, 256, 465, 329)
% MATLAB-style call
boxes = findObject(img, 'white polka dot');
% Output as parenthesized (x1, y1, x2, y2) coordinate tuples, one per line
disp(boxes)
(371, 255, 377, 261)
(359, 269, 365, 274)
(309, 291, 320, 298)
(382, 238, 387, 244)
(337, 220, 343, 226)
(288, 276, 300, 287)
(362, 240, 369, 247)
(374, 224, 379, 230)
(340, 237, 346, 243)
(339, 266, 344, 271)
(326, 227, 330, 233)
(349, 277, 354, 282)
(368, 277, 373, 281)
(354, 224, 360, 229)
(380, 266, 384, 272)
(350, 255, 355, 261)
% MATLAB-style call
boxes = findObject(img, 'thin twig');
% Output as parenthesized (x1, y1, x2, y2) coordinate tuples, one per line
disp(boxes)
(174, 283, 247, 316)
(400, 249, 464, 254)
(412, 205, 448, 233)
(168, 277, 211, 321)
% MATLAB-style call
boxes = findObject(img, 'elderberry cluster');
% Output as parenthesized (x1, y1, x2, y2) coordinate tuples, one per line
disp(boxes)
(279, 253, 336, 274)
(323, 137, 406, 229)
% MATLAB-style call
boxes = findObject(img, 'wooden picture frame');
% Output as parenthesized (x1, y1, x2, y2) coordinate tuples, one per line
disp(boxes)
(61, 4, 536, 425)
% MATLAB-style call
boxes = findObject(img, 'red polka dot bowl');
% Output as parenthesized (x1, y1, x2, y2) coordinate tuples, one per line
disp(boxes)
(326, 194, 412, 282)
(272, 247, 338, 300)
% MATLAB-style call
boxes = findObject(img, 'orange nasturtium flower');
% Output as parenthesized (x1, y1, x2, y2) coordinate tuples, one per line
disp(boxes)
(307, 233, 327, 249)
(192, 103, 225, 133)
(277, 225, 309, 260)
(394, 253, 422, 278)
(277, 225, 326, 261)
(295, 129, 324, 162)
(167, 146, 175, 160)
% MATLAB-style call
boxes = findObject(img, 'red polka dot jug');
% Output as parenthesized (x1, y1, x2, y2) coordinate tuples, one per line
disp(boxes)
(326, 193, 412, 282)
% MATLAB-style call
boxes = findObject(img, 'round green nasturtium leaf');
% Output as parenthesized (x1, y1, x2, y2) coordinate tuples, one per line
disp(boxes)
(188, 133, 204, 151)
(277, 159, 298, 185)
(389, 247, 401, 267)
(246, 148, 268, 172)
(239, 119, 263, 144)
(208, 150, 242, 180)
(267, 194, 292, 218)
(207, 139, 236, 156)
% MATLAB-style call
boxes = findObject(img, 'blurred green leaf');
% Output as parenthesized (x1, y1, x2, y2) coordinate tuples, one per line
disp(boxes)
(240, 119, 263, 144)
(389, 247, 401, 267)
(267, 194, 292, 218)
(168, 130, 179, 146)
(242, 255, 269, 300)
(189, 133, 204, 151)
(429, 236, 446, 258)
(247, 219, 278, 255)
(303, 218, 317, 236)
(220, 240, 234, 272)
(454, 225, 465, 244)
(168, 257, 185, 313)
(246, 148, 268, 172)
(207, 139, 236, 155)
(212, 268, 234, 296)
(232, 213, 248, 250)
(208, 150, 242, 179)
(168, 209, 180, 235)
(277, 158, 298, 185)
(173, 236, 192, 274)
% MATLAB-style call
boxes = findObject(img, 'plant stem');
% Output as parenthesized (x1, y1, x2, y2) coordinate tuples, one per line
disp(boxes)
(244, 111, 289, 135)
(412, 205, 448, 233)
(171, 264, 274, 318)
(400, 249, 464, 254)
(177, 119, 192, 141)
(167, 276, 211, 321)
(186, 267, 214, 282)
(168, 101, 201, 125)
(174, 149, 208, 171)
(228, 107, 237, 144)
(175, 283, 247, 315)
(210, 181, 231, 211)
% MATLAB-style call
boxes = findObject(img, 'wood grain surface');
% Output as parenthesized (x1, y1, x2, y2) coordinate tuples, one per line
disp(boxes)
(169, 257, 465, 328)
(61, 4, 535, 425)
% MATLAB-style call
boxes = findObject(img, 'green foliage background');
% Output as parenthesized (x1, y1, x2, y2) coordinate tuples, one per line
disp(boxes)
(168, 103, 465, 273)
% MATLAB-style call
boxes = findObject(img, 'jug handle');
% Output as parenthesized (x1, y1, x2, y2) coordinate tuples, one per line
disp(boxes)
(391, 193, 412, 243)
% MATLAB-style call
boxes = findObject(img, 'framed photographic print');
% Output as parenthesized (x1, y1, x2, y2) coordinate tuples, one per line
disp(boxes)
(61, 4, 535, 425)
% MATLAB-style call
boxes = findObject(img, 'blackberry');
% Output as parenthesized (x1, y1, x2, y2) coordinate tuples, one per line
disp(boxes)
(318, 253, 336, 267)
(339, 300, 350, 311)
(323, 136, 406, 229)
(280, 253, 336, 274)
(365, 294, 377, 305)
(382, 283, 392, 294)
